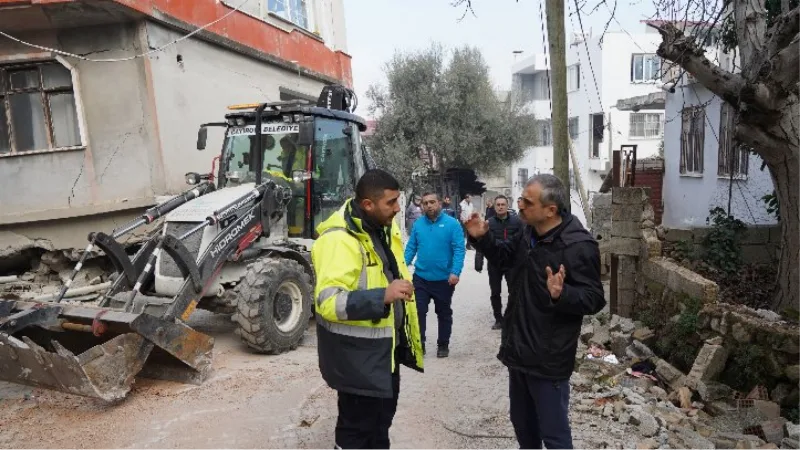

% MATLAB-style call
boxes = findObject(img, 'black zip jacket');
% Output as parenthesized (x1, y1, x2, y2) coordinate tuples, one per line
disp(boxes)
(472, 212, 606, 379)
(486, 213, 524, 270)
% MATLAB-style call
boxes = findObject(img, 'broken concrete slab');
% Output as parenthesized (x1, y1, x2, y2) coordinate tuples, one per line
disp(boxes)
(630, 409, 660, 437)
(711, 432, 766, 449)
(655, 358, 687, 390)
(589, 326, 611, 346)
(636, 438, 659, 449)
(782, 437, 800, 449)
(786, 422, 800, 440)
(688, 343, 729, 382)
(706, 336, 724, 345)
(627, 340, 656, 360)
(610, 332, 631, 358)
(632, 327, 655, 342)
(693, 380, 733, 402)
(0, 230, 54, 259)
(676, 428, 715, 449)
(758, 418, 788, 445)
(642, 257, 720, 304)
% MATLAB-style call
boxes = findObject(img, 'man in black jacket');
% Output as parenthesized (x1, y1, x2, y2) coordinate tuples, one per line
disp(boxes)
(465, 174, 605, 449)
(484, 195, 523, 330)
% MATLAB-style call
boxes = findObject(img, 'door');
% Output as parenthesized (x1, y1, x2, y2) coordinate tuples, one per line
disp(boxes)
(305, 118, 359, 238)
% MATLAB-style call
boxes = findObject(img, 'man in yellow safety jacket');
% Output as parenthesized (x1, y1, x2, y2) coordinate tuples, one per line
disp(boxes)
(312, 169, 424, 449)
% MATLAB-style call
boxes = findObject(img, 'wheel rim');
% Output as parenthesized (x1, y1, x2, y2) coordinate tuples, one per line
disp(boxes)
(273, 280, 304, 333)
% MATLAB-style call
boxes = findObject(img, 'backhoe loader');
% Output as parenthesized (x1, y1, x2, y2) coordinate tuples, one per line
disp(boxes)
(0, 85, 372, 401)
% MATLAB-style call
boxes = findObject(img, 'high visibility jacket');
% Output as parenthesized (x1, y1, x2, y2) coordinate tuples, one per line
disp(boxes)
(312, 200, 424, 398)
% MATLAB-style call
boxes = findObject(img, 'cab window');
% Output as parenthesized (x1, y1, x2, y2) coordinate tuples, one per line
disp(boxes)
(313, 118, 355, 229)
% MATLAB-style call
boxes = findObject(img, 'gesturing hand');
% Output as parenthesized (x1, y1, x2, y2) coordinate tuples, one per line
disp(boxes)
(546, 265, 566, 300)
(464, 212, 489, 238)
(384, 279, 415, 304)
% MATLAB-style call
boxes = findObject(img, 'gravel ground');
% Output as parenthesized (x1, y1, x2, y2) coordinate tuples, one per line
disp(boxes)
(0, 250, 623, 448)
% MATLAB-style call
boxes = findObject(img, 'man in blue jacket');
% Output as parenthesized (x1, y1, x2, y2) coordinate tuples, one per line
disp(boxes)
(404, 192, 465, 358)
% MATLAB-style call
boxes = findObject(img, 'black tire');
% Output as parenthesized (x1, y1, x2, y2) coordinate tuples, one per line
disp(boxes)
(232, 258, 312, 354)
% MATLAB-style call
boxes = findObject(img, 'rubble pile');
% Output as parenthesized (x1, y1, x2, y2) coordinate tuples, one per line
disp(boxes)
(0, 250, 109, 303)
(570, 312, 800, 449)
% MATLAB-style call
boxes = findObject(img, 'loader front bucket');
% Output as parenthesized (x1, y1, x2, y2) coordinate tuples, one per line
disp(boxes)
(0, 300, 214, 401)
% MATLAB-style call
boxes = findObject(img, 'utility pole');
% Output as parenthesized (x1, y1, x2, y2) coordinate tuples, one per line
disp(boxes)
(545, 0, 570, 194)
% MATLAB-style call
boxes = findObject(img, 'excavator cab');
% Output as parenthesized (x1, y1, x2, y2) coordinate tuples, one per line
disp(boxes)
(195, 85, 372, 239)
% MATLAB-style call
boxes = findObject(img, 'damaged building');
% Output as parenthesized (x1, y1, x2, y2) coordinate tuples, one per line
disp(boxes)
(0, 0, 351, 268)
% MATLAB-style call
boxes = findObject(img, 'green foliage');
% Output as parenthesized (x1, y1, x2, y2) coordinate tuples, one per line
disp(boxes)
(783, 407, 800, 424)
(720, 343, 774, 392)
(655, 297, 703, 372)
(673, 239, 698, 262)
(702, 207, 746, 275)
(366, 44, 536, 187)
(761, 190, 780, 220)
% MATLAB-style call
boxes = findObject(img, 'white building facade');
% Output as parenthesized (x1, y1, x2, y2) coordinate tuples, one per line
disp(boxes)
(661, 83, 777, 227)
(510, 30, 668, 206)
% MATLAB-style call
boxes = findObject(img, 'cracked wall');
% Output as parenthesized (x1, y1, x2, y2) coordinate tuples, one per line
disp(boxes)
(143, 21, 333, 193)
(1, 18, 341, 257)
(0, 23, 159, 224)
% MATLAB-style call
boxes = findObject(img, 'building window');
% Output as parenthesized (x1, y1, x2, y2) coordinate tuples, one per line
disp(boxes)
(589, 113, 604, 158)
(532, 73, 550, 101)
(629, 112, 663, 138)
(631, 54, 661, 82)
(534, 120, 552, 146)
(567, 64, 580, 92)
(718, 103, 749, 178)
(0, 61, 82, 155)
(517, 168, 529, 187)
(268, 0, 309, 29)
(568, 117, 579, 140)
(680, 106, 705, 175)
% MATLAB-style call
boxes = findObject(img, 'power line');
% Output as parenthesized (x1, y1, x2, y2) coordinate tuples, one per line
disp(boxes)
(0, 0, 252, 63)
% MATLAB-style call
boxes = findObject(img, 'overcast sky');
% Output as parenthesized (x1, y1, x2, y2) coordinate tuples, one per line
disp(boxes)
(343, 0, 656, 118)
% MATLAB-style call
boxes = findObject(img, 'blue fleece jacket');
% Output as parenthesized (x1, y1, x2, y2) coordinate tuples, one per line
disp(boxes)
(404, 212, 465, 281)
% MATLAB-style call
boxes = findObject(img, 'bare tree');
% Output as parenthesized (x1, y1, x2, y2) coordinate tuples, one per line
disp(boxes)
(649, 0, 798, 312)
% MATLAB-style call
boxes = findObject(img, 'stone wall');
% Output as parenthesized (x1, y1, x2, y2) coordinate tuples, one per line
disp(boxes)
(691, 304, 799, 404)
(591, 192, 612, 276)
(662, 225, 780, 264)
(637, 258, 720, 320)
(607, 186, 665, 317)
(607, 187, 720, 317)
(605, 186, 799, 406)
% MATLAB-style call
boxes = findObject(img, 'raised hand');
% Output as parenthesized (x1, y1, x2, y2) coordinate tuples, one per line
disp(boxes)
(546, 264, 566, 300)
(464, 212, 489, 239)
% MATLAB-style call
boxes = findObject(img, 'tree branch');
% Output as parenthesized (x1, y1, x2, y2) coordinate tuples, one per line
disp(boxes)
(735, 120, 793, 158)
(653, 23, 776, 113)
(734, 0, 768, 75)
(770, 37, 800, 93)
(766, 5, 800, 60)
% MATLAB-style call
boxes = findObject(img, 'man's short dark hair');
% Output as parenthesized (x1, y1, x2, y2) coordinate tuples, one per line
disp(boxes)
(356, 169, 400, 201)
(494, 195, 508, 203)
(421, 191, 439, 200)
(526, 173, 568, 212)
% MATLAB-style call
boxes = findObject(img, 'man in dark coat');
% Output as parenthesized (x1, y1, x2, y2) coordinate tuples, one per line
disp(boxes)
(465, 174, 605, 449)
(483, 195, 523, 330)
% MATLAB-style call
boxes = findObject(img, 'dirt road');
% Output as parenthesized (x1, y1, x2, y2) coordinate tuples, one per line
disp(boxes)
(0, 251, 621, 448)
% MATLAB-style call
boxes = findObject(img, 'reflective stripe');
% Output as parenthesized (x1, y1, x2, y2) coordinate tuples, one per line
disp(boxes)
(316, 287, 351, 320)
(317, 287, 342, 305)
(316, 314, 393, 339)
(334, 291, 349, 321)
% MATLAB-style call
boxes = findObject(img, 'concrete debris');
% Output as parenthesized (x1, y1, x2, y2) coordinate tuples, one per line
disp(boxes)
(755, 309, 784, 323)
(568, 312, 799, 449)
(781, 437, 800, 449)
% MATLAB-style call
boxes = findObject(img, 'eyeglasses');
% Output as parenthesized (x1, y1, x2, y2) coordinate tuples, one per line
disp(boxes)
(517, 196, 534, 208)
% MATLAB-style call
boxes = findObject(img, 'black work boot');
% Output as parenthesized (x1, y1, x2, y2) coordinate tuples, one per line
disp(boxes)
(492, 320, 503, 330)
(437, 344, 449, 358)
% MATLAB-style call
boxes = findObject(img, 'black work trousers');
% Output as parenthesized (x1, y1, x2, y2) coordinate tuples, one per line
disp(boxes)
(488, 265, 510, 322)
(508, 369, 573, 449)
(335, 370, 400, 449)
